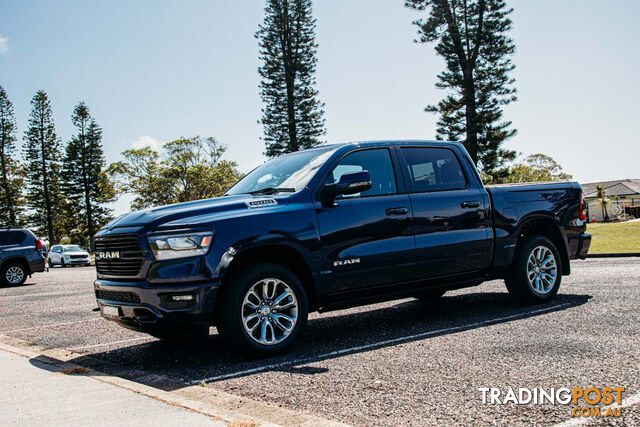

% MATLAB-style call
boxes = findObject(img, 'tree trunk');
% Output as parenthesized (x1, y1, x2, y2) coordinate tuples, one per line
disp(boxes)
(0, 143, 16, 225)
(81, 124, 94, 244)
(462, 66, 478, 165)
(282, 0, 298, 152)
(40, 112, 54, 244)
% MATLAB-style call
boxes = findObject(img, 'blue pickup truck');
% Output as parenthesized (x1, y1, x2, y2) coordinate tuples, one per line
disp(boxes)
(93, 141, 591, 354)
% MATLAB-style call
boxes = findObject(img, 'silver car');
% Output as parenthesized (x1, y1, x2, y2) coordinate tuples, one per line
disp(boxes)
(48, 244, 91, 267)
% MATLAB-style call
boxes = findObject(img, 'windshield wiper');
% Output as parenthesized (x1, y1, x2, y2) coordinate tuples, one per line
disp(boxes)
(248, 187, 296, 195)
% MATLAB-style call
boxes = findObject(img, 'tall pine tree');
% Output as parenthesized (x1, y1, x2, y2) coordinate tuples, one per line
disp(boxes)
(24, 90, 64, 244)
(0, 85, 24, 225)
(257, 0, 326, 157)
(62, 102, 112, 246)
(406, 0, 518, 181)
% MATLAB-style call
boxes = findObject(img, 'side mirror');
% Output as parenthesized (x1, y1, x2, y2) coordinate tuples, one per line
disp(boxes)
(322, 170, 372, 200)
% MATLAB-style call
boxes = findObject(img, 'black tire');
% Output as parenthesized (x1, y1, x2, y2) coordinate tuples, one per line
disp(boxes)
(505, 235, 562, 304)
(216, 263, 308, 356)
(1, 261, 28, 287)
(47, 258, 53, 268)
(415, 289, 446, 301)
(60, 259, 66, 268)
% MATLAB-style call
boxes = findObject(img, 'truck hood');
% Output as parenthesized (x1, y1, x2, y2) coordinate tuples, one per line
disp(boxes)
(101, 195, 289, 232)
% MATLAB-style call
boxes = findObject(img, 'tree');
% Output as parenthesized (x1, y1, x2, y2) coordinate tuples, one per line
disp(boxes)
(257, 0, 326, 157)
(406, 0, 518, 181)
(107, 136, 242, 210)
(62, 102, 113, 246)
(0, 85, 25, 225)
(502, 153, 572, 183)
(24, 91, 65, 244)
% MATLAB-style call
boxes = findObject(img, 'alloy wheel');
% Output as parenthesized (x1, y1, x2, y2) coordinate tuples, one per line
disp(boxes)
(241, 278, 298, 345)
(527, 245, 557, 295)
(6, 266, 25, 285)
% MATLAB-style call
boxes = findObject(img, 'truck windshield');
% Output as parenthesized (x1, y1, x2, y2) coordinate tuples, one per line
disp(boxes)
(226, 146, 337, 196)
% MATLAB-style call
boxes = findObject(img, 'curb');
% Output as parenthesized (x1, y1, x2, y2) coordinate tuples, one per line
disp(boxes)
(585, 253, 640, 258)
(0, 334, 348, 427)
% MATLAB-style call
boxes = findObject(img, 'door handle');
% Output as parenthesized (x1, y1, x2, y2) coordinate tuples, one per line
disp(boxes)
(461, 200, 480, 208)
(385, 207, 408, 216)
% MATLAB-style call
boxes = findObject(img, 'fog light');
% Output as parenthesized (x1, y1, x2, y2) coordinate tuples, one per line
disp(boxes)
(159, 293, 196, 309)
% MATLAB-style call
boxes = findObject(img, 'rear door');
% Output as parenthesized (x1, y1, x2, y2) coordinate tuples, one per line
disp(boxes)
(397, 146, 492, 279)
(315, 147, 415, 295)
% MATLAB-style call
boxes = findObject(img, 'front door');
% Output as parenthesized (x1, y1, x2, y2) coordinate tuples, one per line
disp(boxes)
(315, 148, 415, 295)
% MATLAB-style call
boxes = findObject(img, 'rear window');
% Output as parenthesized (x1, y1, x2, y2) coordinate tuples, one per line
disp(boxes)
(0, 230, 28, 246)
(401, 147, 467, 192)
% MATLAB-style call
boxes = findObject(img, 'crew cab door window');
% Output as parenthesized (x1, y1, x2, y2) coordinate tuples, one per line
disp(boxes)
(328, 149, 397, 198)
(402, 147, 467, 192)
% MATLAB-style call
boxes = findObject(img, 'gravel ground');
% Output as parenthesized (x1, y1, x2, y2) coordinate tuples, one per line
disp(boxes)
(0, 259, 638, 425)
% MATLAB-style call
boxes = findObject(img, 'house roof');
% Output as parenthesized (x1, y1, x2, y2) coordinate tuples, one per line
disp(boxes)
(582, 179, 640, 198)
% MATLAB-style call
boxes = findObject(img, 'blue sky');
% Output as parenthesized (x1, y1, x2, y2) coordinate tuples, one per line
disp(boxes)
(1, 0, 639, 215)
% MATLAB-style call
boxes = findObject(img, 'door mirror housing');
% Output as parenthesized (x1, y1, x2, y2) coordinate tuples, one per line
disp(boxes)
(322, 170, 372, 200)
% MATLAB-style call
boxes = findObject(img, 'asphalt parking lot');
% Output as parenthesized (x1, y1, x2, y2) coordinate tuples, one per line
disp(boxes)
(1, 259, 638, 425)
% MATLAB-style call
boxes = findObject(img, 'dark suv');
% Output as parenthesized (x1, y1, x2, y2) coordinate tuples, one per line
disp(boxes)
(0, 227, 46, 286)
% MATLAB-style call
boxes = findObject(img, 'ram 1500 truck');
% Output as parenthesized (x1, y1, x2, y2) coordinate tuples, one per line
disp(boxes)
(93, 141, 591, 354)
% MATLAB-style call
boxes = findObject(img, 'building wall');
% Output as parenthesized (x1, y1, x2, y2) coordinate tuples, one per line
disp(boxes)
(586, 196, 640, 222)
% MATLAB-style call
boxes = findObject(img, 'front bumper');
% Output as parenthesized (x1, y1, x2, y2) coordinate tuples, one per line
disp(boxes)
(94, 279, 219, 332)
(66, 257, 91, 265)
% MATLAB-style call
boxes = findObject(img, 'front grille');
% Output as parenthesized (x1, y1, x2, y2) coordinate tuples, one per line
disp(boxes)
(95, 289, 141, 304)
(69, 254, 86, 259)
(94, 235, 144, 277)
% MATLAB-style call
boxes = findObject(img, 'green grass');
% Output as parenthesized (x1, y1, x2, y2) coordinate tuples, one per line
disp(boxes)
(586, 221, 640, 254)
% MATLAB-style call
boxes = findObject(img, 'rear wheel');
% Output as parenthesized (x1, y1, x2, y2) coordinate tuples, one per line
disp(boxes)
(1, 261, 27, 286)
(216, 263, 308, 355)
(505, 235, 562, 304)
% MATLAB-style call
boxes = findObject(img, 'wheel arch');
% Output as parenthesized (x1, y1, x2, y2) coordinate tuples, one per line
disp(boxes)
(215, 243, 319, 316)
(515, 214, 570, 275)
(0, 256, 31, 274)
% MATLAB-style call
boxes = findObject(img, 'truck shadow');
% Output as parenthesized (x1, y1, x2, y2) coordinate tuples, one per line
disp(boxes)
(59, 291, 590, 391)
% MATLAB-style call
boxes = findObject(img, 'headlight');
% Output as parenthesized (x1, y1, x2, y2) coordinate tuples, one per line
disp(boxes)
(147, 231, 213, 261)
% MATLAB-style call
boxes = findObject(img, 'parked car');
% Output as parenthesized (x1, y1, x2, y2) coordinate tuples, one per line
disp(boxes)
(0, 226, 46, 286)
(48, 245, 91, 267)
(93, 140, 591, 355)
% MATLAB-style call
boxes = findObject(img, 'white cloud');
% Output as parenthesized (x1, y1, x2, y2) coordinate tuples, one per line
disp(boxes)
(0, 36, 8, 54)
(131, 135, 161, 151)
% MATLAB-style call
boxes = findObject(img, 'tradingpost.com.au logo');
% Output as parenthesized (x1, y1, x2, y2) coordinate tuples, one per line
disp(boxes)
(478, 387, 625, 418)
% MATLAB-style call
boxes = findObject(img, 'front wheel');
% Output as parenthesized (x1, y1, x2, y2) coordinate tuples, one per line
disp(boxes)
(216, 263, 308, 355)
(505, 235, 562, 304)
